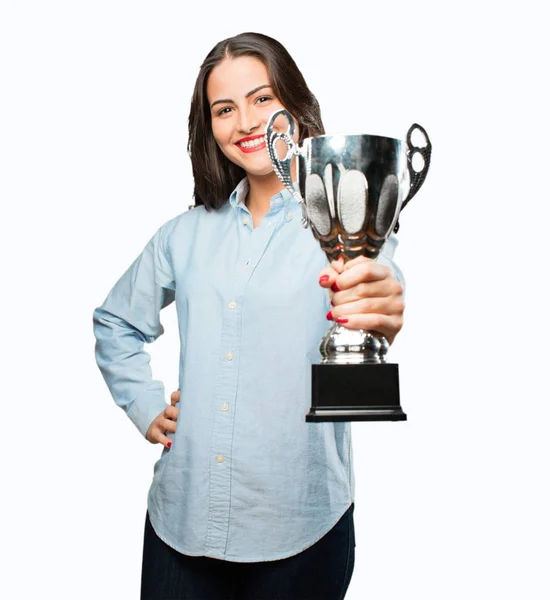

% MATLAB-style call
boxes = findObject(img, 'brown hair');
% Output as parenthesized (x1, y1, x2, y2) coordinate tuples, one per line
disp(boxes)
(188, 32, 325, 210)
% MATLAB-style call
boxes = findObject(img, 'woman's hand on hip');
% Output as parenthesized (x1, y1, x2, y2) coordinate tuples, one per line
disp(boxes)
(145, 390, 180, 448)
(318, 256, 405, 345)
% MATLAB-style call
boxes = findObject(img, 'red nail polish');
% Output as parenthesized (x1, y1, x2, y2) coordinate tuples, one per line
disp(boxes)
(167, 441, 172, 448)
(319, 275, 330, 284)
(326, 310, 333, 320)
(330, 300, 334, 306)
(336, 317, 349, 324)
(331, 282, 340, 292)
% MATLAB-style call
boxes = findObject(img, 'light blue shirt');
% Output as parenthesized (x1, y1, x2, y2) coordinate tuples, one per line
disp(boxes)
(93, 177, 404, 562)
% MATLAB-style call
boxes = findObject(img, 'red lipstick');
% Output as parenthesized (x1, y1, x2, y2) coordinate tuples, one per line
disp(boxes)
(235, 134, 266, 153)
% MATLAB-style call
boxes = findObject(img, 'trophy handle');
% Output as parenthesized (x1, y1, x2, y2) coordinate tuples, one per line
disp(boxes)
(265, 109, 309, 226)
(393, 123, 432, 233)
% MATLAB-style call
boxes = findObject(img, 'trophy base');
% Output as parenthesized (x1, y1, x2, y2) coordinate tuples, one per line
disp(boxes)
(306, 363, 406, 422)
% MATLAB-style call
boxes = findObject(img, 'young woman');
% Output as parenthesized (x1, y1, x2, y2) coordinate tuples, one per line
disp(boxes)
(93, 32, 405, 600)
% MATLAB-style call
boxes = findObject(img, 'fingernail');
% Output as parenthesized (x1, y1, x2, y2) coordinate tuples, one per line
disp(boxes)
(336, 317, 349, 324)
(331, 282, 340, 292)
(326, 311, 333, 320)
(167, 441, 172, 448)
(319, 275, 330, 284)
(330, 300, 334, 306)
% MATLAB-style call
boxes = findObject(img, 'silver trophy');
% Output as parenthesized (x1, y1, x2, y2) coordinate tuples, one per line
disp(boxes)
(266, 109, 431, 422)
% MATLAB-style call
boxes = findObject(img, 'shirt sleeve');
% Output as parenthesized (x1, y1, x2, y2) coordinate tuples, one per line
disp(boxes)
(376, 233, 406, 299)
(92, 223, 176, 438)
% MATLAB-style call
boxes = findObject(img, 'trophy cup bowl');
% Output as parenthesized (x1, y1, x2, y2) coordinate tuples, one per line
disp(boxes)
(265, 109, 432, 422)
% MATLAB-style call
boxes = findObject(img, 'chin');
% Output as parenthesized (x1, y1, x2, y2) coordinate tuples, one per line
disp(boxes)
(247, 164, 275, 176)
(245, 167, 279, 180)
(235, 156, 274, 177)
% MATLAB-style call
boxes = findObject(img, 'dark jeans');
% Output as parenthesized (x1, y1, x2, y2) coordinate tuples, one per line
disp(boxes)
(141, 504, 355, 600)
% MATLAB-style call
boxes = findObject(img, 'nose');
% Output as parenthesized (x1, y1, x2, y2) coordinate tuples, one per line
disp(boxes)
(237, 105, 261, 134)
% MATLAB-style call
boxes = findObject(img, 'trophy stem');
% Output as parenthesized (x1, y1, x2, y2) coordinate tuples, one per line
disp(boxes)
(319, 323, 389, 364)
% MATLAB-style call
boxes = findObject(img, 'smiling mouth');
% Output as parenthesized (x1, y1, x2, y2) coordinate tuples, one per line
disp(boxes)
(236, 135, 266, 153)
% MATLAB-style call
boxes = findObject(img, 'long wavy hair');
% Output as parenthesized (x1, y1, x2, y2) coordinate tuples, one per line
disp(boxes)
(188, 32, 325, 210)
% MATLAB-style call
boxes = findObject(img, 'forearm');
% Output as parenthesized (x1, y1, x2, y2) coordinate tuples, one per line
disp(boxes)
(376, 233, 406, 299)
(93, 222, 176, 438)
(93, 308, 169, 438)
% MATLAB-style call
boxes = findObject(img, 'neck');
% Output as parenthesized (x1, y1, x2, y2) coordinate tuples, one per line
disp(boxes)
(245, 162, 297, 224)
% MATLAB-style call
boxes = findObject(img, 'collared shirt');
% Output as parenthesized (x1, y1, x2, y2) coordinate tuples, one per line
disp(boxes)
(93, 177, 404, 562)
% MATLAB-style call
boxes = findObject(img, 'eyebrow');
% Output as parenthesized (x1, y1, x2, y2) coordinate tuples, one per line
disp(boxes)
(210, 84, 272, 109)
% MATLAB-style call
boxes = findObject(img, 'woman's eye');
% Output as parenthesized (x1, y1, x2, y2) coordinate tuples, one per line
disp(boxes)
(217, 107, 232, 116)
(256, 96, 272, 104)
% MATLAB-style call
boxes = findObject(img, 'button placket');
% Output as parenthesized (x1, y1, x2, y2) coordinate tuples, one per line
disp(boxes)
(205, 192, 298, 556)
(206, 248, 244, 554)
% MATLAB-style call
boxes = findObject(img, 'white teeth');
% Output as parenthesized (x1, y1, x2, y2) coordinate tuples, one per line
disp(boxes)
(239, 136, 265, 149)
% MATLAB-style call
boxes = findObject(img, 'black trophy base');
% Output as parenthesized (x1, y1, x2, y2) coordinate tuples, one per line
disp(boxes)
(306, 362, 406, 422)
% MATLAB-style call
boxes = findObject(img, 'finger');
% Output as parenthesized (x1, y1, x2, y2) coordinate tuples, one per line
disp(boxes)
(332, 312, 404, 344)
(318, 266, 340, 288)
(330, 297, 405, 320)
(341, 255, 373, 271)
(162, 418, 177, 434)
(330, 257, 345, 274)
(148, 426, 173, 449)
(164, 405, 179, 420)
(158, 433, 173, 449)
(332, 278, 403, 305)
(163, 406, 179, 421)
(319, 257, 346, 290)
(334, 261, 390, 291)
(170, 390, 180, 406)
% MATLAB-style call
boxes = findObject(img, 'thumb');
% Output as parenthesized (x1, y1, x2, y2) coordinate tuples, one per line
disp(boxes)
(318, 265, 340, 288)
(331, 256, 345, 274)
(160, 433, 173, 449)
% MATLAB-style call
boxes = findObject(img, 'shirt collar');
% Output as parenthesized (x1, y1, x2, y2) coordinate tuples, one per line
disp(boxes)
(229, 177, 298, 217)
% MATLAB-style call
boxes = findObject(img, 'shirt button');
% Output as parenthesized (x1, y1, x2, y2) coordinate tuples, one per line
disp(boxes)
(216, 455, 225, 463)
(242, 216, 249, 225)
(287, 210, 293, 219)
(245, 259, 250, 266)
(225, 351, 233, 361)
(228, 301, 237, 309)
(221, 402, 229, 412)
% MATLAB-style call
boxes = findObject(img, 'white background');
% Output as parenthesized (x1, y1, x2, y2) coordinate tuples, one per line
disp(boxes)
(1, 1, 548, 598)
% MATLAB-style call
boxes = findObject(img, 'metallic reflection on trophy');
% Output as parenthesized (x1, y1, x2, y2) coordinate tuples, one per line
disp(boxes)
(266, 109, 431, 422)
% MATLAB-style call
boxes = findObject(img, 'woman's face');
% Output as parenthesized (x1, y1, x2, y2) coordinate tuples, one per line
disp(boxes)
(206, 56, 298, 178)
